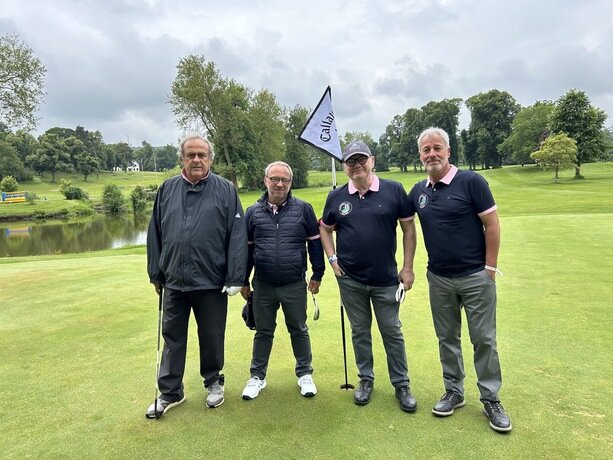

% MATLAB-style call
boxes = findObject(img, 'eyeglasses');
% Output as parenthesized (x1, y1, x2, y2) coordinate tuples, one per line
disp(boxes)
(267, 176, 291, 184)
(344, 156, 369, 167)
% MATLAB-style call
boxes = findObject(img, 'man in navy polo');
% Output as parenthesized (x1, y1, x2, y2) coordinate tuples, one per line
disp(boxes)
(407, 127, 512, 433)
(320, 140, 418, 413)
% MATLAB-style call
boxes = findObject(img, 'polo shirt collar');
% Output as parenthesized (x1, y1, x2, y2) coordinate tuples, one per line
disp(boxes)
(181, 169, 210, 185)
(426, 165, 458, 187)
(348, 174, 380, 195)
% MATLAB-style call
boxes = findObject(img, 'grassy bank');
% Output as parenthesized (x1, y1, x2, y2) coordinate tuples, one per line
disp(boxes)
(1, 163, 612, 458)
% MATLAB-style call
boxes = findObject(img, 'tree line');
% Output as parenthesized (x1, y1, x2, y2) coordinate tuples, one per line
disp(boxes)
(1, 34, 612, 190)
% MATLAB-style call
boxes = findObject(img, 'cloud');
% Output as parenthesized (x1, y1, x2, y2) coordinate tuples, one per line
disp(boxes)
(1, 0, 611, 147)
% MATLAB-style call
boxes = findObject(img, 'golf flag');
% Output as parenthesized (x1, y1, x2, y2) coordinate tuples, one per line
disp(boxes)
(298, 86, 342, 161)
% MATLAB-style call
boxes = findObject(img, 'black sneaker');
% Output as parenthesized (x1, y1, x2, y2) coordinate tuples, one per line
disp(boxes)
(145, 395, 186, 419)
(354, 379, 374, 406)
(483, 401, 512, 433)
(432, 390, 466, 416)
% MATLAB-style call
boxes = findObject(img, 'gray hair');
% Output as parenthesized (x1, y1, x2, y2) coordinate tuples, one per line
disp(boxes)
(265, 161, 293, 180)
(177, 134, 215, 160)
(417, 127, 450, 150)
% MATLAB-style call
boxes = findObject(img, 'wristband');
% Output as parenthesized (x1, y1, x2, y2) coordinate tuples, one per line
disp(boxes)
(328, 254, 338, 264)
(485, 265, 503, 275)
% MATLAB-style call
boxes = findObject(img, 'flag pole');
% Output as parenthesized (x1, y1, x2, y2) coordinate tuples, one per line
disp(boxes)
(331, 157, 337, 189)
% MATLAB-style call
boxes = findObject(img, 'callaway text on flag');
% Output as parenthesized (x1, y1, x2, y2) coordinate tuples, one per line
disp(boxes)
(298, 86, 342, 161)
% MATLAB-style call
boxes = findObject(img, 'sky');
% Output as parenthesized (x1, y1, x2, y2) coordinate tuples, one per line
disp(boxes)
(1, 0, 612, 147)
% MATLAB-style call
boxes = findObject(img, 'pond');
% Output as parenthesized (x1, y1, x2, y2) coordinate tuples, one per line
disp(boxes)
(0, 214, 150, 257)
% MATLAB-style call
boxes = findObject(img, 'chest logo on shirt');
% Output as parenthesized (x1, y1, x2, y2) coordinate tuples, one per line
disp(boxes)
(339, 201, 352, 216)
(418, 193, 428, 209)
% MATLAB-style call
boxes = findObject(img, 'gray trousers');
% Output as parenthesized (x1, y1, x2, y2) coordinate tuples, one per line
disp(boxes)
(250, 278, 313, 379)
(427, 270, 502, 402)
(158, 288, 227, 400)
(337, 275, 410, 388)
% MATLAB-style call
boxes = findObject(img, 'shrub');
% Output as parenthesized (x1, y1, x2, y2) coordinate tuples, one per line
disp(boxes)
(26, 191, 39, 205)
(62, 186, 89, 201)
(130, 185, 147, 214)
(0, 175, 19, 192)
(102, 183, 125, 214)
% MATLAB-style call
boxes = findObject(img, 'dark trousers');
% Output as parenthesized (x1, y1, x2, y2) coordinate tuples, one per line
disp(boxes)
(250, 278, 313, 379)
(158, 288, 227, 400)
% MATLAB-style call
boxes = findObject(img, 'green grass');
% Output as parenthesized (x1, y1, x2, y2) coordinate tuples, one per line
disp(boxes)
(1, 164, 612, 458)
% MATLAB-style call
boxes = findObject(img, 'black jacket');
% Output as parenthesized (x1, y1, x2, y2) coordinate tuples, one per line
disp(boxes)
(147, 172, 247, 291)
(245, 191, 324, 286)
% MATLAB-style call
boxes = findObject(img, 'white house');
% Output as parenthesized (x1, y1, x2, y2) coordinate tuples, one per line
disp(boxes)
(126, 161, 140, 172)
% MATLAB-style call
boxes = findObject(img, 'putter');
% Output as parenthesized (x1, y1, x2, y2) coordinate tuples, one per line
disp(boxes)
(148, 287, 164, 419)
(339, 302, 354, 390)
(311, 292, 320, 321)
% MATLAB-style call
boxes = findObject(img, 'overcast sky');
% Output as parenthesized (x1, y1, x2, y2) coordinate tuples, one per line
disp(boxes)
(2, 0, 612, 147)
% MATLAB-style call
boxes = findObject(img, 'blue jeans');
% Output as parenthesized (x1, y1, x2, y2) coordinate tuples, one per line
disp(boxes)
(337, 275, 410, 388)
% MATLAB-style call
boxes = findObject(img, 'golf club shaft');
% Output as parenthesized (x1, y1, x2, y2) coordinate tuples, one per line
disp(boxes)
(339, 303, 354, 389)
(154, 287, 163, 418)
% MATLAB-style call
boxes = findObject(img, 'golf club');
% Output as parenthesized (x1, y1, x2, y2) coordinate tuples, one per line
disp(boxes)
(311, 291, 320, 321)
(147, 287, 164, 419)
(339, 302, 354, 390)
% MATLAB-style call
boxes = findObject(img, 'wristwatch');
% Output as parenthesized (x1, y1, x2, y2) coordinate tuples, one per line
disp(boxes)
(328, 254, 338, 264)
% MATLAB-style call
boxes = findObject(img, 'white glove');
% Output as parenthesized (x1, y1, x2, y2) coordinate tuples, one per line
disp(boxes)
(222, 286, 242, 296)
(395, 282, 406, 304)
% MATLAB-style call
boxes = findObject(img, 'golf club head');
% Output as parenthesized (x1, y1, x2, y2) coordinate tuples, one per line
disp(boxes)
(311, 292, 320, 321)
(340, 383, 355, 390)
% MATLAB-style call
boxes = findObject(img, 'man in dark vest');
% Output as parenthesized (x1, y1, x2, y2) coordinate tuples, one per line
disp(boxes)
(240, 161, 325, 400)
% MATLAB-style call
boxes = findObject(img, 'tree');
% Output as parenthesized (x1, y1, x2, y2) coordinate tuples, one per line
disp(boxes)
(4, 129, 38, 163)
(130, 185, 147, 213)
(76, 151, 99, 181)
(421, 98, 462, 165)
(242, 89, 285, 189)
(170, 55, 251, 188)
(27, 132, 73, 181)
(284, 105, 313, 189)
(154, 145, 179, 170)
(0, 34, 46, 130)
(499, 101, 554, 166)
(531, 133, 577, 182)
(549, 89, 607, 178)
(102, 183, 125, 214)
(465, 90, 519, 168)
(0, 140, 28, 181)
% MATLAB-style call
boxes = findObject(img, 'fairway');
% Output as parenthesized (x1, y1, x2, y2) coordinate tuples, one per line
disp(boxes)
(1, 164, 612, 459)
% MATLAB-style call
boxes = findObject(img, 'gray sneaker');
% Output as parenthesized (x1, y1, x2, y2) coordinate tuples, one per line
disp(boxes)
(206, 382, 225, 408)
(145, 395, 186, 419)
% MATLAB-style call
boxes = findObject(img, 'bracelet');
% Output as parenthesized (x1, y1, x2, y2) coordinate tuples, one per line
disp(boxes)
(328, 254, 338, 264)
(485, 265, 503, 275)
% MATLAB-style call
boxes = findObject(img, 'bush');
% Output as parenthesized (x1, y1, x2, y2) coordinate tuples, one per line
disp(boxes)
(0, 175, 19, 192)
(62, 185, 89, 201)
(130, 185, 147, 214)
(102, 183, 125, 214)
(26, 191, 39, 205)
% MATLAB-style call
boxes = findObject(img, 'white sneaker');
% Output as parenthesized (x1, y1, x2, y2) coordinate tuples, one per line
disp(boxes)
(206, 382, 225, 408)
(242, 376, 267, 400)
(298, 374, 317, 397)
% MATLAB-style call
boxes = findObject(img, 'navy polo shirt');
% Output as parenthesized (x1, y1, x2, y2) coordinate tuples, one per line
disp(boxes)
(321, 176, 410, 287)
(407, 167, 496, 278)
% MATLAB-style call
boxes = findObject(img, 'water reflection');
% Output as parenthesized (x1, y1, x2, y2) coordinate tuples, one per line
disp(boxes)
(0, 214, 150, 257)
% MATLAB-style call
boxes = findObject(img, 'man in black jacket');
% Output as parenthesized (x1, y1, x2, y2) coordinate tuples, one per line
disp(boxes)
(240, 161, 325, 400)
(145, 134, 247, 418)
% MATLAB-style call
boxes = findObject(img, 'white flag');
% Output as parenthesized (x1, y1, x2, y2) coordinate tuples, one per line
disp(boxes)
(298, 86, 342, 161)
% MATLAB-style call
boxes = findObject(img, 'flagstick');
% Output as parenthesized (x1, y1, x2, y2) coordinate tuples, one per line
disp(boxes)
(331, 157, 337, 190)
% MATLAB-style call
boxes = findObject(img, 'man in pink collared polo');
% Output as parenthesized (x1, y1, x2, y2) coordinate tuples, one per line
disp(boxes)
(407, 127, 512, 433)
(320, 140, 418, 413)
